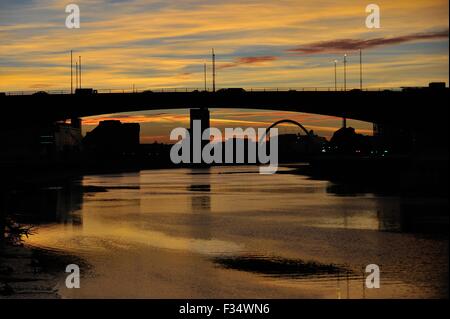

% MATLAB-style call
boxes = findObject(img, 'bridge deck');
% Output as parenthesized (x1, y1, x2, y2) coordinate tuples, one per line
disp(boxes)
(1, 89, 448, 128)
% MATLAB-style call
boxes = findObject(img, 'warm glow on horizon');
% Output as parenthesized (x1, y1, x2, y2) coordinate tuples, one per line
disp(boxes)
(81, 109, 373, 143)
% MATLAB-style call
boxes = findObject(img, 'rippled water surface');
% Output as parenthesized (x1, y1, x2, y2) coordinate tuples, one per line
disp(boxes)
(23, 167, 448, 298)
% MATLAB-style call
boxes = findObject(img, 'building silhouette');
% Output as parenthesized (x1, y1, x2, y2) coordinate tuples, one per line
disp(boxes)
(329, 127, 372, 155)
(83, 120, 140, 158)
(1, 119, 82, 165)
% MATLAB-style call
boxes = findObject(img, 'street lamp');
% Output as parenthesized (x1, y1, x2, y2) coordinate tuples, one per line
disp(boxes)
(334, 60, 338, 91)
(343, 54, 347, 128)
(343, 54, 347, 92)
(359, 49, 363, 90)
(204, 63, 207, 91)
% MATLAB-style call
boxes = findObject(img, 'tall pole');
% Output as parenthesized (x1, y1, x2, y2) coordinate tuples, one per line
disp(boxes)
(359, 49, 362, 90)
(212, 48, 216, 93)
(204, 63, 207, 91)
(70, 50, 73, 94)
(334, 60, 337, 91)
(343, 54, 347, 128)
(343, 54, 347, 91)
(79, 56, 82, 89)
(75, 61, 78, 90)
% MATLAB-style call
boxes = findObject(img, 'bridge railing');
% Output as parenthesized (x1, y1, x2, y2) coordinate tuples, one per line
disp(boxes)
(4, 89, 71, 96)
(2, 86, 403, 95)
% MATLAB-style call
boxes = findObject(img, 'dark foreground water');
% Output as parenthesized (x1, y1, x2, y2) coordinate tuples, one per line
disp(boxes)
(15, 166, 449, 298)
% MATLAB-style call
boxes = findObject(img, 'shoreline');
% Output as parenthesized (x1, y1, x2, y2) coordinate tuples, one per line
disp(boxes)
(0, 243, 84, 299)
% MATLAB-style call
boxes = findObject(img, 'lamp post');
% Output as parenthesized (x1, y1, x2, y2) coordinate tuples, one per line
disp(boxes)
(343, 54, 347, 128)
(334, 60, 338, 91)
(70, 50, 73, 94)
(78, 56, 82, 89)
(359, 49, 362, 90)
(343, 54, 347, 92)
(204, 63, 207, 91)
(212, 48, 216, 92)
(75, 61, 78, 90)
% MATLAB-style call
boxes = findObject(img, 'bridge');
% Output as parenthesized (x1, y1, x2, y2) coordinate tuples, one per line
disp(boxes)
(1, 88, 448, 130)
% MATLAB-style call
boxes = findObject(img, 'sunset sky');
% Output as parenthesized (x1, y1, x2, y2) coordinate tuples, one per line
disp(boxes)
(1, 0, 448, 141)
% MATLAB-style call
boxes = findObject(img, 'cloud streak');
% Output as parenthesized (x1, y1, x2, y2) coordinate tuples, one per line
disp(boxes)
(0, 0, 447, 92)
(218, 56, 278, 69)
(287, 29, 449, 55)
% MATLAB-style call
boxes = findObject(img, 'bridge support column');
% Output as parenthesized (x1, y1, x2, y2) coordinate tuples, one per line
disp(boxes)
(189, 108, 210, 165)
(71, 117, 81, 129)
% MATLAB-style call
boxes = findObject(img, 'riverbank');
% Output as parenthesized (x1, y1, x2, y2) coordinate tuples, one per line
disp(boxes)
(0, 244, 84, 299)
(282, 154, 449, 197)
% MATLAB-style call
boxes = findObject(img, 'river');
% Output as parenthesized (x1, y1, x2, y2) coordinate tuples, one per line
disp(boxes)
(18, 166, 449, 298)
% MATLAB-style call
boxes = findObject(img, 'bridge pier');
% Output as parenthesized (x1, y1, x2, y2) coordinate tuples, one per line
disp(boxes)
(189, 108, 210, 166)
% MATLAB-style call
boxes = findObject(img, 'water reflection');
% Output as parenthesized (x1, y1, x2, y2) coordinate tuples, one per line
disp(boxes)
(326, 183, 449, 234)
(1, 180, 83, 226)
(1, 167, 448, 298)
(2, 169, 446, 237)
(189, 168, 212, 241)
